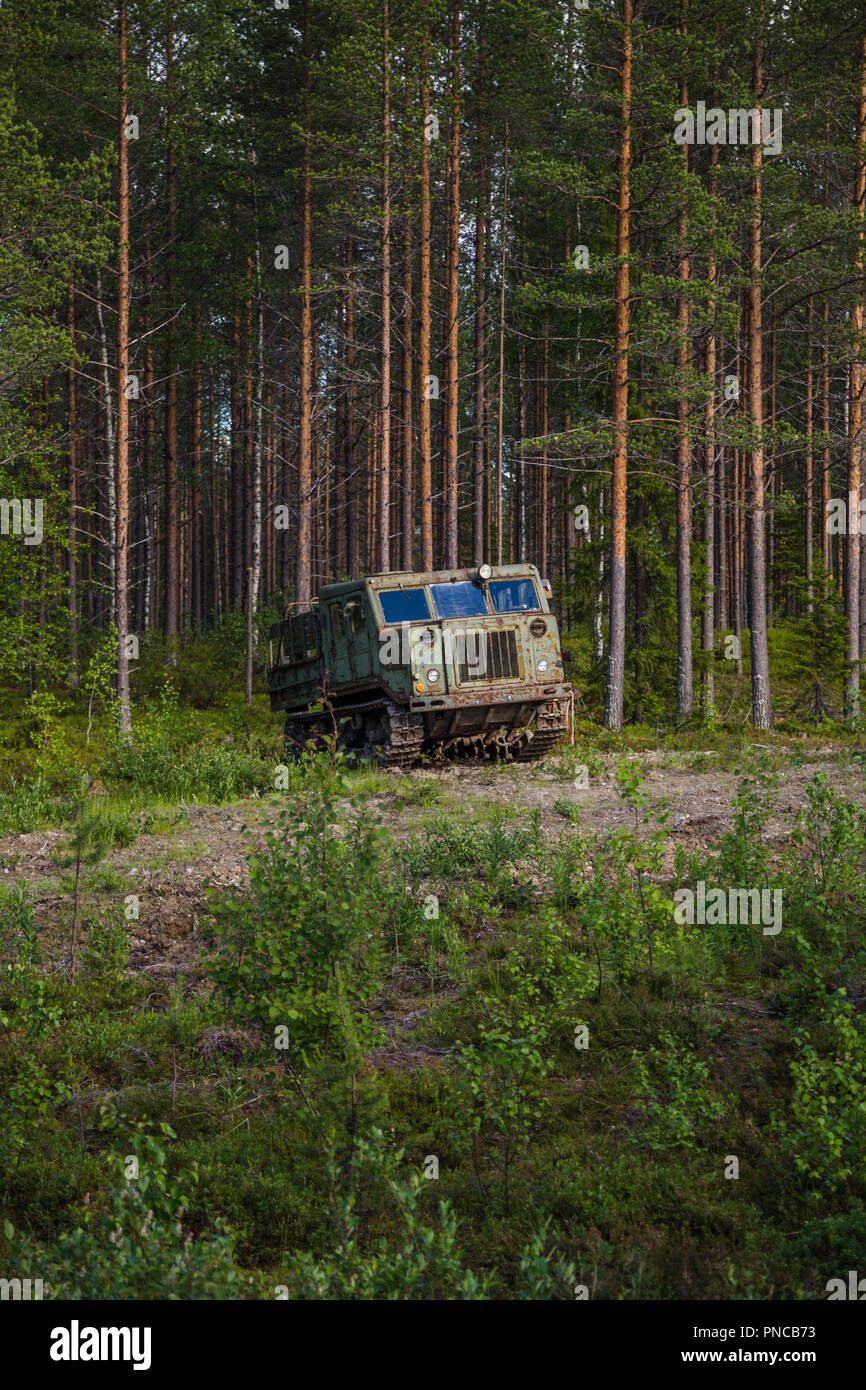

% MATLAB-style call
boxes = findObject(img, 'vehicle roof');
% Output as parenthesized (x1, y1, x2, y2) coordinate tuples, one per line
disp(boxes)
(318, 563, 541, 601)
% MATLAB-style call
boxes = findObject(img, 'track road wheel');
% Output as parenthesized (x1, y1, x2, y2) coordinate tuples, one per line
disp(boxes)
(362, 700, 425, 766)
(284, 716, 330, 760)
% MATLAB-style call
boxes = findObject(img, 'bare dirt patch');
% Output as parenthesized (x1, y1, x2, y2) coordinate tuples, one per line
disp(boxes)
(1, 749, 862, 982)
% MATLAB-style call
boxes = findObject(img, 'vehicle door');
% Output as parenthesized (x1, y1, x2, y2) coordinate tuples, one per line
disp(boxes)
(345, 591, 373, 682)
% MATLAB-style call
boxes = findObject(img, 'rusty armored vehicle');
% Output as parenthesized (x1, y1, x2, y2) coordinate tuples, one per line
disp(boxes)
(267, 563, 572, 766)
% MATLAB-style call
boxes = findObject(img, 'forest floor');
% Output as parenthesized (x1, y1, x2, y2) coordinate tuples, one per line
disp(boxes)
(5, 718, 866, 1299)
(2, 742, 861, 989)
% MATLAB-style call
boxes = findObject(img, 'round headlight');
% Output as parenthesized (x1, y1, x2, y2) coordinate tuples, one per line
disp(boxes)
(478, 563, 493, 581)
(426, 668, 440, 684)
(537, 659, 549, 673)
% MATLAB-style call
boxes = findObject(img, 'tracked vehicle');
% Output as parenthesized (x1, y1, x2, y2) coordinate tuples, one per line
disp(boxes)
(267, 563, 573, 766)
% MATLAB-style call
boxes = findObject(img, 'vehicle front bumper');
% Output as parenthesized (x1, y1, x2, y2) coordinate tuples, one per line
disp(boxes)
(407, 683, 572, 739)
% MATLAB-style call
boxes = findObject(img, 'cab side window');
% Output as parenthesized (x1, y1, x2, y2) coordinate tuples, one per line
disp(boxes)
(345, 599, 366, 633)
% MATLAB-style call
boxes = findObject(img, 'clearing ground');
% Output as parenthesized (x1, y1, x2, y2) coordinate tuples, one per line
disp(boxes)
(1, 745, 862, 984)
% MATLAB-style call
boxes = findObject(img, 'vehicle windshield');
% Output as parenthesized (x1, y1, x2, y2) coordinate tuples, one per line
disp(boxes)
(430, 581, 489, 619)
(488, 578, 541, 613)
(378, 587, 432, 624)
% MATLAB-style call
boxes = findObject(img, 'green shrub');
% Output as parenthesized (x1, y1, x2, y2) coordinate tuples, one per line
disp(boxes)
(0, 1054, 69, 1158)
(714, 768, 777, 887)
(489, 908, 596, 1028)
(775, 989, 866, 1196)
(445, 998, 552, 1214)
(287, 1128, 493, 1300)
(3, 1129, 249, 1299)
(564, 768, 675, 991)
(778, 1205, 866, 1281)
(80, 910, 130, 979)
(631, 1030, 726, 1152)
(105, 737, 267, 803)
(405, 808, 540, 879)
(782, 773, 866, 945)
(0, 777, 72, 834)
(0, 884, 40, 966)
(22, 690, 86, 795)
(207, 767, 385, 1064)
(514, 1223, 578, 1299)
(102, 684, 269, 802)
(401, 808, 541, 910)
(1, 967, 62, 1039)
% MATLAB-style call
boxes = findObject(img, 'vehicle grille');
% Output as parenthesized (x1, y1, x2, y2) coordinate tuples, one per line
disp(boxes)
(458, 628, 521, 682)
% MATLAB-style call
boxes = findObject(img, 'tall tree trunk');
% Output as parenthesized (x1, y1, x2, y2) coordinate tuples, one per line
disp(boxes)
(143, 224, 156, 632)
(496, 125, 509, 565)
(401, 196, 414, 571)
(296, 0, 313, 609)
(444, 0, 461, 568)
(115, 0, 132, 734)
(805, 296, 814, 611)
(732, 301, 743, 668)
(418, 8, 433, 571)
(378, 0, 392, 573)
(822, 162, 832, 588)
(191, 353, 202, 634)
(702, 125, 719, 716)
(345, 236, 359, 578)
(311, 325, 320, 585)
(96, 268, 117, 625)
(518, 337, 527, 561)
(210, 366, 222, 625)
(734, 448, 743, 673)
(675, 50, 693, 719)
(604, 0, 633, 732)
(595, 491, 606, 665)
(321, 357, 331, 583)
(244, 265, 254, 593)
(539, 327, 550, 578)
(164, 18, 179, 658)
(67, 283, 80, 686)
(247, 242, 265, 706)
(747, 22, 772, 728)
(333, 310, 346, 579)
(266, 408, 275, 599)
(231, 301, 243, 607)
(472, 18, 487, 566)
(767, 303, 776, 622)
(717, 445, 727, 630)
(846, 31, 866, 718)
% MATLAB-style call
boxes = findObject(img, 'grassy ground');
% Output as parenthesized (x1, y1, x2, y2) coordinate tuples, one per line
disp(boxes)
(1, 632, 865, 1299)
